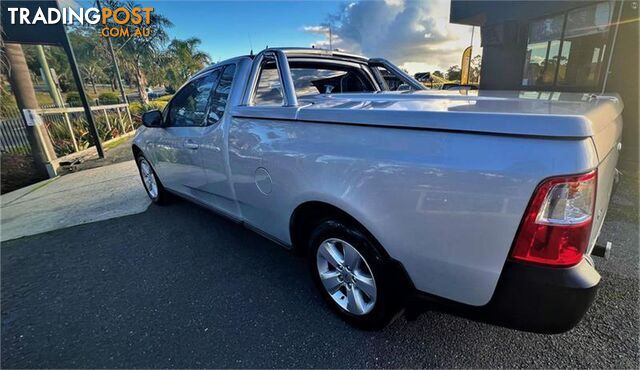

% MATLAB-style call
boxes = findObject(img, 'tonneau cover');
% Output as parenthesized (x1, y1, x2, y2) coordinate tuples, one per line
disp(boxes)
(291, 90, 623, 138)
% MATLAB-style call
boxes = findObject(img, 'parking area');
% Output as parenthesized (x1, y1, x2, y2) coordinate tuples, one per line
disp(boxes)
(1, 161, 638, 368)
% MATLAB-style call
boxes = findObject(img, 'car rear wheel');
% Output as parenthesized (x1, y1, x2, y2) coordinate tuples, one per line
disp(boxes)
(308, 219, 400, 329)
(137, 155, 168, 205)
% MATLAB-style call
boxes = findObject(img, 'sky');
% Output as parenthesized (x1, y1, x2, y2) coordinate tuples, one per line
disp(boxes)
(103, 0, 482, 74)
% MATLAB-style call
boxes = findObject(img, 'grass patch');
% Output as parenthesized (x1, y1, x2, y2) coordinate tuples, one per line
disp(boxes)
(103, 135, 131, 150)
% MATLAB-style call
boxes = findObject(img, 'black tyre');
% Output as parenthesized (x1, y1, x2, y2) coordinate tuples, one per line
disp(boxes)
(136, 155, 169, 205)
(308, 219, 401, 329)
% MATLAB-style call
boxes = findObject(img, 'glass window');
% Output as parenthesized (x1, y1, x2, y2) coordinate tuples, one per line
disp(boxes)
(168, 71, 220, 127)
(522, 14, 563, 87)
(522, 2, 613, 88)
(373, 66, 406, 91)
(253, 60, 377, 105)
(565, 2, 611, 38)
(289, 64, 375, 96)
(558, 3, 611, 86)
(207, 65, 236, 125)
(254, 62, 284, 106)
(523, 41, 557, 86)
(528, 15, 564, 43)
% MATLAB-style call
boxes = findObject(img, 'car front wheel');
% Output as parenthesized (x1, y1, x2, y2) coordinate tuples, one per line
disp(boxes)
(137, 155, 168, 205)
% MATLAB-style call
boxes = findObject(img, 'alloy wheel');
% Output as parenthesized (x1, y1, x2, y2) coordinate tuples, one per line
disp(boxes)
(139, 158, 159, 199)
(316, 238, 377, 315)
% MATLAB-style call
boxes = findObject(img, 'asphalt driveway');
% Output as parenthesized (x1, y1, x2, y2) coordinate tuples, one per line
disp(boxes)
(1, 164, 638, 368)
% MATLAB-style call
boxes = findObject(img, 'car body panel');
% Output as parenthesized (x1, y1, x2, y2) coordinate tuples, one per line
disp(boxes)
(133, 48, 621, 307)
(226, 116, 599, 305)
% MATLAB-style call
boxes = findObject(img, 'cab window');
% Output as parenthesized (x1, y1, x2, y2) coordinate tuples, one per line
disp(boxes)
(167, 70, 220, 127)
(253, 59, 377, 105)
(207, 64, 236, 125)
(254, 61, 284, 106)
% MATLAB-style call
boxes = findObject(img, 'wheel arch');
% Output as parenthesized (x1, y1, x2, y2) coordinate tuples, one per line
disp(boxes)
(289, 200, 389, 259)
(290, 200, 415, 293)
(131, 144, 143, 159)
(131, 143, 164, 186)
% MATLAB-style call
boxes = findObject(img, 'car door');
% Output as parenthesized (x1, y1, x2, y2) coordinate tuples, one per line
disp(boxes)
(195, 64, 242, 219)
(154, 70, 220, 195)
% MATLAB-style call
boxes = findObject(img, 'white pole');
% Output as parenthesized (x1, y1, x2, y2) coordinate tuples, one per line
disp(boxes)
(470, 26, 476, 82)
(602, 1, 624, 94)
(470, 26, 475, 48)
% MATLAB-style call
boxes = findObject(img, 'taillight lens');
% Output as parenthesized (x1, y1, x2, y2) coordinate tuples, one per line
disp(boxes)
(511, 170, 597, 267)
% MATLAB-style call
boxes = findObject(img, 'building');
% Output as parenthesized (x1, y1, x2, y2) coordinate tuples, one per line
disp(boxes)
(450, 0, 639, 162)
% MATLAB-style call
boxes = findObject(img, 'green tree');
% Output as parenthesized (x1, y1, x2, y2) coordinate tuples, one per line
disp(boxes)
(23, 28, 108, 95)
(22, 45, 72, 92)
(104, 0, 173, 104)
(446, 65, 461, 82)
(164, 37, 211, 91)
(69, 27, 110, 94)
(43, 46, 73, 91)
(470, 55, 482, 83)
(82, 63, 108, 95)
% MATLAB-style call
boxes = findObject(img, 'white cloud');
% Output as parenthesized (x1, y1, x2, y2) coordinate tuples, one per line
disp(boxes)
(303, 25, 329, 34)
(304, 0, 480, 74)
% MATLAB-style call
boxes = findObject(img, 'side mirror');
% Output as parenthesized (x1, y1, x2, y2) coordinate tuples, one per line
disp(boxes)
(142, 110, 163, 127)
(397, 84, 412, 91)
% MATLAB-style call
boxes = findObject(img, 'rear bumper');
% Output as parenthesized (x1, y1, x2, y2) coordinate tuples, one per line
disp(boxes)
(408, 258, 600, 334)
(485, 258, 600, 333)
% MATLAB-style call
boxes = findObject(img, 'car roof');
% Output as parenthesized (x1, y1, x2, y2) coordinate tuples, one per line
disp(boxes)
(268, 47, 369, 62)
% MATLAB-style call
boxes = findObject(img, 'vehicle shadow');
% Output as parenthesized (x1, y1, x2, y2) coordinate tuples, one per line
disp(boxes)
(1, 196, 637, 368)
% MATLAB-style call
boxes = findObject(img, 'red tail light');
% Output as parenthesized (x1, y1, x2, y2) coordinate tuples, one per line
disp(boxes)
(511, 170, 597, 267)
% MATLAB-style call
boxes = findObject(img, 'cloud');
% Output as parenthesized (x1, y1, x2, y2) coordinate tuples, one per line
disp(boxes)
(303, 25, 329, 34)
(303, 0, 477, 73)
(59, 0, 81, 9)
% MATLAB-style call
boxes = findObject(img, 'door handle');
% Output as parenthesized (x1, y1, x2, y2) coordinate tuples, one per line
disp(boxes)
(185, 141, 199, 150)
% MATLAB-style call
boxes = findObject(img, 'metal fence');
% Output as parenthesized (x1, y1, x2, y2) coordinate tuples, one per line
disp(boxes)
(0, 103, 135, 158)
(0, 107, 32, 155)
(36, 103, 135, 157)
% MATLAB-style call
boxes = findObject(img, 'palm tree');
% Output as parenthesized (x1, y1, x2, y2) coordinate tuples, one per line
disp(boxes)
(165, 38, 211, 92)
(104, 0, 173, 104)
(81, 64, 108, 95)
(70, 28, 109, 95)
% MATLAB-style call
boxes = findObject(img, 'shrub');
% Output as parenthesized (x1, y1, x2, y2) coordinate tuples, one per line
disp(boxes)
(65, 91, 82, 106)
(129, 100, 167, 115)
(97, 92, 120, 105)
(1, 88, 18, 116)
(129, 100, 167, 126)
(156, 94, 173, 102)
(128, 101, 142, 115)
(44, 117, 91, 157)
